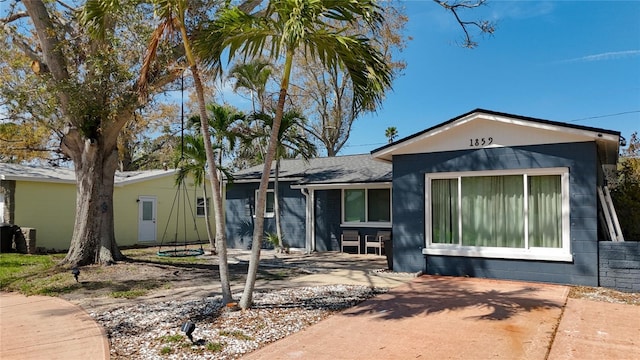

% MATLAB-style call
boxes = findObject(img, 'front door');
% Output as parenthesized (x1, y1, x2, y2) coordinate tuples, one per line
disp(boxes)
(138, 196, 157, 242)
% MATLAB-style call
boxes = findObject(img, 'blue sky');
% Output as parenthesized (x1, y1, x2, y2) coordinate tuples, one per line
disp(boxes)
(2, 1, 637, 159)
(341, 0, 640, 155)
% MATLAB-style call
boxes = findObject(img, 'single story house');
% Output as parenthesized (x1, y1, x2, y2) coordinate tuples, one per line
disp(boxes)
(0, 163, 213, 251)
(226, 109, 623, 287)
(226, 154, 392, 251)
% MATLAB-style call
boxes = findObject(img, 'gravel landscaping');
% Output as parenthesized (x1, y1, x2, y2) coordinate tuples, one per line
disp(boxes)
(91, 285, 387, 359)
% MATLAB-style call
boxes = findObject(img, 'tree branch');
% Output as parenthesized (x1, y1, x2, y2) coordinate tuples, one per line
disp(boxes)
(0, 11, 29, 23)
(433, 0, 495, 48)
(2, 24, 43, 64)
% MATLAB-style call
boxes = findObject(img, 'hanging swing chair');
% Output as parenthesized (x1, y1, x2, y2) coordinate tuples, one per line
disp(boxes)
(156, 178, 205, 257)
(157, 73, 204, 258)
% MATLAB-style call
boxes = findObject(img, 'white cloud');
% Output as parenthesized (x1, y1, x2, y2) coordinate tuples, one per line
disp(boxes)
(560, 50, 640, 63)
(491, 1, 555, 20)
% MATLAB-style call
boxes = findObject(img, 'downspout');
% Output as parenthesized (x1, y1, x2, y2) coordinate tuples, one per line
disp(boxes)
(300, 187, 315, 253)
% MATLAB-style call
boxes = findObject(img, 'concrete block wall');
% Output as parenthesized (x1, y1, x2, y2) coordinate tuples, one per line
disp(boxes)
(599, 242, 640, 292)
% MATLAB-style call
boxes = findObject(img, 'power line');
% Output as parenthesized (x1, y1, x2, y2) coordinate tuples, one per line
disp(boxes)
(344, 142, 386, 149)
(567, 110, 640, 123)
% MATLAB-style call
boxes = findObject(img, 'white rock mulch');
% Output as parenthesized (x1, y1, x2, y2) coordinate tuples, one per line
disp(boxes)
(91, 285, 387, 359)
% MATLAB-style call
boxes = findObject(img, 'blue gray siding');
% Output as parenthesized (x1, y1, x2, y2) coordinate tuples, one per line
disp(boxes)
(314, 189, 392, 254)
(314, 190, 341, 251)
(599, 242, 640, 292)
(392, 141, 600, 286)
(225, 181, 307, 249)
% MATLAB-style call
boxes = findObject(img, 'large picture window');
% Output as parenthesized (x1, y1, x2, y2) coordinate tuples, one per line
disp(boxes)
(426, 168, 570, 261)
(343, 188, 391, 225)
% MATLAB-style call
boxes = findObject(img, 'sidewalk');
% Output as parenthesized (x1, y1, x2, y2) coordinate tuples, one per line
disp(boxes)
(0, 293, 109, 360)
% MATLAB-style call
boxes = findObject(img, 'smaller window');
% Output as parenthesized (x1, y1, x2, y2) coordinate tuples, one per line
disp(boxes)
(342, 188, 391, 224)
(255, 190, 275, 218)
(196, 197, 210, 217)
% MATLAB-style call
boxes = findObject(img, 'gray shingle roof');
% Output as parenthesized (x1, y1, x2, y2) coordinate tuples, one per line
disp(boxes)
(0, 163, 175, 185)
(232, 154, 392, 185)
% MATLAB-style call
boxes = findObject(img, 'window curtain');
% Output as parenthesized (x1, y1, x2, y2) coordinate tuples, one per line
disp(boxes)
(432, 179, 459, 244)
(345, 189, 365, 222)
(461, 175, 524, 248)
(528, 175, 562, 248)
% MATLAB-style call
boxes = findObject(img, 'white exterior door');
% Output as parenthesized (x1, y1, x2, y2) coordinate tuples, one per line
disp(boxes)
(138, 196, 157, 242)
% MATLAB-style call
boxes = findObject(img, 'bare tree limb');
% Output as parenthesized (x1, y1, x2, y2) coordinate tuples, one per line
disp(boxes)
(0, 11, 29, 23)
(2, 24, 44, 64)
(55, 0, 78, 13)
(433, 0, 495, 48)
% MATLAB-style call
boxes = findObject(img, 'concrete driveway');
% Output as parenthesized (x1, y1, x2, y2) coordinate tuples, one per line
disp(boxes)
(246, 275, 640, 360)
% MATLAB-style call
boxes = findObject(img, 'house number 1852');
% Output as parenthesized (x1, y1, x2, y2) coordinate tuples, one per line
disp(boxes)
(469, 137, 493, 147)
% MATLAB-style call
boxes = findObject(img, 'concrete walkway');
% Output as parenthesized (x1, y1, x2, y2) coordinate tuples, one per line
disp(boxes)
(548, 298, 640, 360)
(0, 293, 109, 360)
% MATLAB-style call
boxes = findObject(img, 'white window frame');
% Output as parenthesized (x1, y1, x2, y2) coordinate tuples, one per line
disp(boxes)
(0, 193, 4, 223)
(341, 185, 392, 228)
(196, 197, 209, 217)
(255, 189, 275, 218)
(424, 167, 572, 262)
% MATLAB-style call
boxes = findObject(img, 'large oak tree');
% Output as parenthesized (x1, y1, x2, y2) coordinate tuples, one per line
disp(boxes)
(1, 1, 185, 265)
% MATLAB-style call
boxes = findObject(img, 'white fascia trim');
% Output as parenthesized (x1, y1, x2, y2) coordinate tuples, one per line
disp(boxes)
(232, 177, 303, 184)
(292, 182, 392, 190)
(115, 170, 177, 187)
(0, 176, 75, 184)
(482, 114, 619, 143)
(422, 246, 573, 262)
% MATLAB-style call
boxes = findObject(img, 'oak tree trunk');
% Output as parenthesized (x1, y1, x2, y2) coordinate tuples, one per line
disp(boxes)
(62, 132, 124, 266)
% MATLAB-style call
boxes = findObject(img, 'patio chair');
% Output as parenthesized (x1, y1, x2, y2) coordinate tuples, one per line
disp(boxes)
(340, 230, 361, 254)
(365, 231, 391, 255)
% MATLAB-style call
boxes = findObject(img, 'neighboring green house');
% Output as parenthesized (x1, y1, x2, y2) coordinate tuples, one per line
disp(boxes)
(0, 163, 212, 251)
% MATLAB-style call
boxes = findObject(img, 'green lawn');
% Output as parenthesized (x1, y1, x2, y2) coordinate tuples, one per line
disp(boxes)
(0, 248, 210, 297)
(0, 253, 67, 295)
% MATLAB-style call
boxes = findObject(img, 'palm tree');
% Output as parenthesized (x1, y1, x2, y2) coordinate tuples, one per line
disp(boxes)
(189, 104, 246, 178)
(249, 110, 317, 251)
(85, 0, 234, 303)
(196, 0, 393, 309)
(228, 60, 272, 112)
(385, 126, 398, 143)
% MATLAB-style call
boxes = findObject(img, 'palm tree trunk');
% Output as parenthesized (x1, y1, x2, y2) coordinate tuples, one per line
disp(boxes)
(201, 182, 216, 255)
(240, 49, 294, 309)
(274, 158, 283, 251)
(179, 25, 232, 303)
